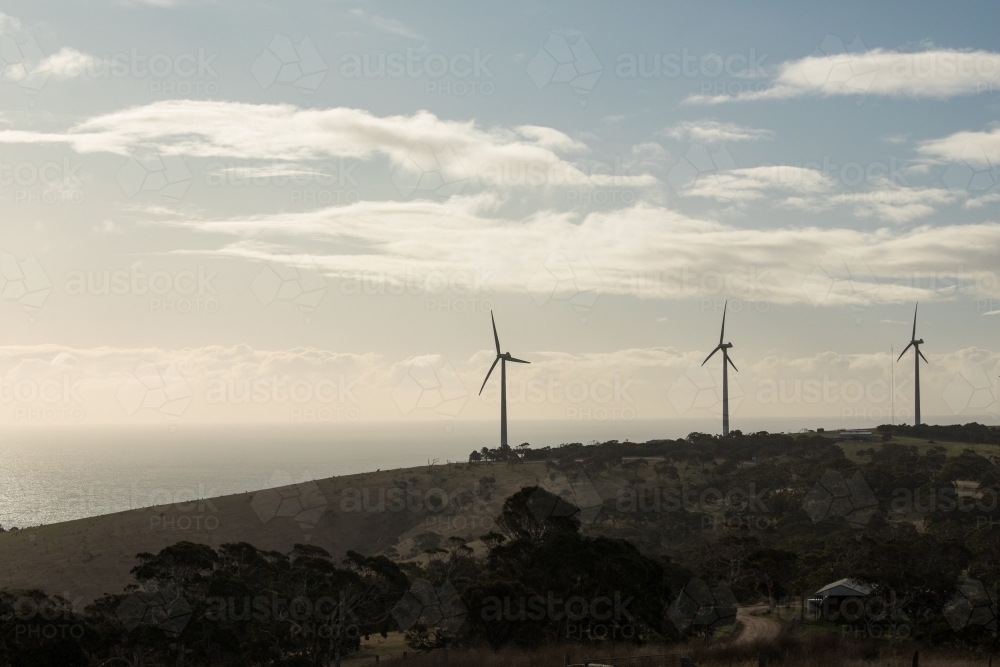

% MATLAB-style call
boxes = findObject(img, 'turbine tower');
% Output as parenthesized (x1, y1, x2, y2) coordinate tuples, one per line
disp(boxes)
(479, 311, 530, 447)
(702, 301, 738, 436)
(897, 303, 927, 426)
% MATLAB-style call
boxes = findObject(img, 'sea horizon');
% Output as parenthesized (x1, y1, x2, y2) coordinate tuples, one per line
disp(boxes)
(2, 415, 992, 529)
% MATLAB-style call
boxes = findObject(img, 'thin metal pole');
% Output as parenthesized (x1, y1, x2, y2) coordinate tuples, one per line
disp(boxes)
(500, 358, 507, 446)
(722, 351, 729, 436)
(914, 344, 921, 426)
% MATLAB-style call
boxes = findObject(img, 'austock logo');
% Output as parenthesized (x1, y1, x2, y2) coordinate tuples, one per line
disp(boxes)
(801, 252, 879, 324)
(0, 23, 49, 96)
(116, 361, 193, 423)
(666, 579, 737, 635)
(116, 148, 193, 201)
(250, 261, 328, 324)
(666, 143, 737, 197)
(527, 252, 602, 324)
(250, 470, 328, 537)
(942, 144, 998, 197)
(526, 32, 602, 105)
(802, 36, 879, 100)
(1, 251, 52, 322)
(391, 358, 469, 423)
(530, 469, 603, 526)
(391, 144, 468, 198)
(479, 591, 637, 641)
(252, 35, 327, 93)
(943, 361, 999, 417)
(802, 470, 877, 529)
(667, 362, 744, 418)
(392, 580, 468, 635)
(116, 583, 192, 637)
(944, 579, 997, 634)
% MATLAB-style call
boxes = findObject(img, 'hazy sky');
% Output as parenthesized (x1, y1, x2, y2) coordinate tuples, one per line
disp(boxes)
(0, 0, 997, 429)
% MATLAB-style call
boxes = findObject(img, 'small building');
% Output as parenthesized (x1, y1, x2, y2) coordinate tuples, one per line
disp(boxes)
(808, 578, 871, 620)
(838, 430, 874, 441)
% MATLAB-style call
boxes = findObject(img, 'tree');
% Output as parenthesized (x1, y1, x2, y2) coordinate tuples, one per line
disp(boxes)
(474, 486, 678, 648)
(622, 458, 649, 480)
(746, 548, 798, 611)
(848, 533, 970, 649)
(654, 460, 679, 483)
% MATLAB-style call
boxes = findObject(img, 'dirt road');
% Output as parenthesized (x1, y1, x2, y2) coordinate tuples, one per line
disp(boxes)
(732, 605, 782, 645)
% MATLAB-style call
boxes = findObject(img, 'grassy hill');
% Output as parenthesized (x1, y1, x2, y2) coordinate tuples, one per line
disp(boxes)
(2, 423, 998, 609)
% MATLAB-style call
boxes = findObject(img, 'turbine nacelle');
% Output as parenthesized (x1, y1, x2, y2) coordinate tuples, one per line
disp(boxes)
(701, 302, 738, 371)
(700, 301, 738, 437)
(480, 311, 530, 447)
(896, 304, 928, 365)
(897, 302, 927, 427)
(479, 311, 530, 396)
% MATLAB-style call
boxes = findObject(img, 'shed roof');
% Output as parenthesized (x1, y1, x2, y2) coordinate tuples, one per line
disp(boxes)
(814, 578, 871, 598)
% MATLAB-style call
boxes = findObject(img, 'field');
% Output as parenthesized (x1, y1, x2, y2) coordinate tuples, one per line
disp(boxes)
(2, 432, 996, 607)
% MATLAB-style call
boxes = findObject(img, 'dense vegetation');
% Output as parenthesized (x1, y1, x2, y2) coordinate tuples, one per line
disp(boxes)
(2, 423, 999, 665)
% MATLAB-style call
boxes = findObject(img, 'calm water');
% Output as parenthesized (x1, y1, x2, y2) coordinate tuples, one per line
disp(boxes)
(0, 416, 971, 528)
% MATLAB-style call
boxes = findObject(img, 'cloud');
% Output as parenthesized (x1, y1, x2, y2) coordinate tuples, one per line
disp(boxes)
(780, 179, 958, 223)
(681, 165, 832, 202)
(664, 120, 773, 143)
(685, 47, 1000, 104)
(0, 101, 655, 190)
(917, 124, 1000, 167)
(117, 0, 209, 6)
(671, 159, 955, 222)
(138, 197, 1000, 306)
(0, 11, 21, 33)
(0, 342, 994, 423)
(35, 48, 101, 79)
(964, 193, 1000, 209)
(349, 9, 424, 40)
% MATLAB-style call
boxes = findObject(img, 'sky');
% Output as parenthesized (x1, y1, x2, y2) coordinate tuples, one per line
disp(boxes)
(0, 0, 997, 431)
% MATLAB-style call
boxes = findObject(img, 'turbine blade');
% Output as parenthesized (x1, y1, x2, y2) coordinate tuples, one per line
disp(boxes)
(719, 301, 727, 345)
(479, 356, 500, 395)
(490, 310, 501, 355)
(912, 302, 918, 341)
(507, 356, 530, 364)
(702, 345, 721, 366)
(917, 348, 928, 364)
(896, 342, 913, 362)
(727, 355, 738, 373)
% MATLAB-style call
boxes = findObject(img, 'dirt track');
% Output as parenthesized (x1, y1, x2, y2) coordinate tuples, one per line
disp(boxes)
(732, 605, 782, 645)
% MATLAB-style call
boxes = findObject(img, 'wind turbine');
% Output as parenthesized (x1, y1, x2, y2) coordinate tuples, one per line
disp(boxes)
(897, 303, 927, 426)
(702, 301, 738, 436)
(479, 311, 530, 447)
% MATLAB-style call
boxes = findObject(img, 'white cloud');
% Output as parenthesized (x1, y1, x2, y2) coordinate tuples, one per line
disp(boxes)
(0, 11, 21, 33)
(917, 124, 1000, 167)
(0, 101, 655, 190)
(671, 158, 955, 221)
(685, 48, 1000, 104)
(664, 120, 773, 143)
(781, 179, 958, 223)
(349, 9, 424, 40)
(965, 193, 1000, 208)
(35, 47, 101, 79)
(681, 165, 832, 202)
(139, 198, 1000, 306)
